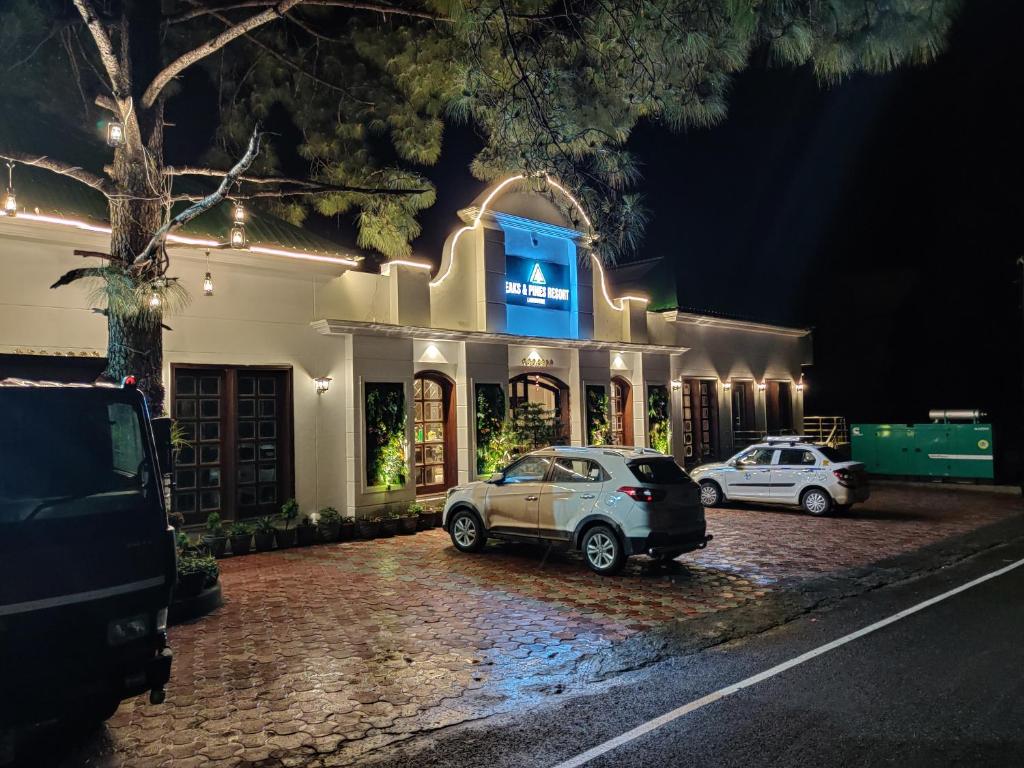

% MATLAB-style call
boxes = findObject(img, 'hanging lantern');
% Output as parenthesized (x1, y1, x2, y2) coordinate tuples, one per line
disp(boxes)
(106, 122, 125, 148)
(233, 200, 246, 223)
(149, 289, 161, 309)
(3, 162, 16, 217)
(229, 222, 246, 248)
(203, 272, 214, 296)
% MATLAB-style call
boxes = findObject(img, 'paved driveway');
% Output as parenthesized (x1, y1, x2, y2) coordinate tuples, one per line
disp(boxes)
(90, 485, 1021, 767)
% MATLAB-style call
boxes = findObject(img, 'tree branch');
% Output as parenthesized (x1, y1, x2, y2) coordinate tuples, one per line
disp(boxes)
(142, 0, 303, 109)
(0, 151, 112, 195)
(135, 126, 262, 264)
(168, 0, 443, 25)
(74, 249, 113, 260)
(71, 0, 127, 96)
(163, 166, 428, 195)
(50, 266, 108, 289)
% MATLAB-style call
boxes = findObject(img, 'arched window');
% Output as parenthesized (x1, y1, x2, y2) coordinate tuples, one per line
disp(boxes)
(508, 373, 571, 445)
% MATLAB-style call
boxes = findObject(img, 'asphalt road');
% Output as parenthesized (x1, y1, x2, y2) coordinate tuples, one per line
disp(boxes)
(369, 537, 1024, 768)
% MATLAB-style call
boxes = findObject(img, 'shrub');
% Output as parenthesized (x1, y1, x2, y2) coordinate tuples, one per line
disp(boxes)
(177, 553, 219, 585)
(206, 512, 224, 537)
(255, 515, 277, 535)
(318, 506, 342, 524)
(280, 498, 299, 529)
(227, 520, 252, 537)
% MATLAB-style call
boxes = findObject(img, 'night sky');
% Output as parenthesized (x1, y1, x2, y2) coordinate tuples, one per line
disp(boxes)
(415, 0, 1024, 483)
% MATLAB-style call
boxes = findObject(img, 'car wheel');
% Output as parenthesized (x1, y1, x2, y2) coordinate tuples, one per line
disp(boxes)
(582, 525, 625, 575)
(449, 509, 486, 552)
(699, 481, 723, 507)
(801, 488, 833, 516)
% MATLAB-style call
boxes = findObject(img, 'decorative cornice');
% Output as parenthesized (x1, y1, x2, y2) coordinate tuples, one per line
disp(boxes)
(312, 318, 689, 355)
(661, 310, 811, 338)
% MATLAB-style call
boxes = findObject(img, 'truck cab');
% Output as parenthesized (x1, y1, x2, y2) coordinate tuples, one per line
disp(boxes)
(0, 379, 174, 743)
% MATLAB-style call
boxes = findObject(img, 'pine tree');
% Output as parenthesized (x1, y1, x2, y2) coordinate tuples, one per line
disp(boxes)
(0, 0, 959, 409)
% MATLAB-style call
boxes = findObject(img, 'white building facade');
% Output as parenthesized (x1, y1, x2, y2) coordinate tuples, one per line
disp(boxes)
(0, 176, 811, 522)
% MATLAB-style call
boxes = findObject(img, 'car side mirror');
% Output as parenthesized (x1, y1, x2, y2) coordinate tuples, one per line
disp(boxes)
(488, 472, 505, 484)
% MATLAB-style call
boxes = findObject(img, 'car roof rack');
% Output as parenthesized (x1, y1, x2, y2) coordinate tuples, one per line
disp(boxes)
(764, 435, 811, 445)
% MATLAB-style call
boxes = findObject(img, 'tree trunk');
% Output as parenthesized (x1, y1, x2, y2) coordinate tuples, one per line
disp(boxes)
(104, 144, 167, 415)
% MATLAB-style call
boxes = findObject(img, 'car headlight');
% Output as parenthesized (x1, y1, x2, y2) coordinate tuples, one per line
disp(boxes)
(108, 614, 149, 646)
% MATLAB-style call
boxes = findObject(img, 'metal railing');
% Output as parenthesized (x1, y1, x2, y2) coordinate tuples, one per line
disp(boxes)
(733, 429, 766, 449)
(802, 415, 849, 447)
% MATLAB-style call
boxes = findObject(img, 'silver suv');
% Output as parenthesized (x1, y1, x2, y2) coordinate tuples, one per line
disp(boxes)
(442, 446, 712, 575)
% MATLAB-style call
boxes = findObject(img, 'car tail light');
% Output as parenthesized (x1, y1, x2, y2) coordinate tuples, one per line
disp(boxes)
(833, 469, 853, 487)
(617, 486, 665, 502)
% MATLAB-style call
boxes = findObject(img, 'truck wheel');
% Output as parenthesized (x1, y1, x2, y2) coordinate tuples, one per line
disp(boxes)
(801, 488, 833, 516)
(582, 525, 625, 575)
(699, 481, 723, 507)
(449, 509, 486, 552)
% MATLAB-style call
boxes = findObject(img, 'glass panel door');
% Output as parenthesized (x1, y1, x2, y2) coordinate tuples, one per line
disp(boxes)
(173, 370, 225, 525)
(414, 376, 447, 492)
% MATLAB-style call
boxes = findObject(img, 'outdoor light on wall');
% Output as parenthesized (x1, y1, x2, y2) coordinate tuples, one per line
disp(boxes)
(758, 381, 767, 391)
(314, 376, 332, 395)
(3, 162, 16, 216)
(796, 376, 805, 392)
(722, 380, 732, 390)
(671, 380, 682, 391)
(106, 121, 125, 148)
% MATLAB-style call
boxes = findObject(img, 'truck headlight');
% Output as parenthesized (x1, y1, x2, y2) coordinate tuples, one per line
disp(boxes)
(156, 607, 168, 633)
(108, 614, 149, 646)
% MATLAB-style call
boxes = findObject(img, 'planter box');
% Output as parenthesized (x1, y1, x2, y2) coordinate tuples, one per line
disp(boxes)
(398, 516, 418, 535)
(202, 535, 227, 559)
(318, 521, 341, 543)
(379, 518, 398, 538)
(229, 534, 252, 556)
(254, 532, 275, 552)
(433, 510, 444, 528)
(275, 528, 297, 548)
(417, 512, 435, 530)
(175, 571, 206, 599)
(340, 521, 355, 541)
(355, 520, 380, 540)
(296, 525, 317, 547)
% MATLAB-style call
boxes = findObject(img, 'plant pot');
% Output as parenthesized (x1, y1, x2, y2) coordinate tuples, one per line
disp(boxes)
(417, 512, 435, 530)
(175, 571, 206, 598)
(254, 532, 275, 552)
(355, 519, 380, 540)
(398, 516, 418, 535)
(229, 534, 252, 556)
(340, 521, 355, 541)
(202, 535, 227, 559)
(318, 521, 341, 543)
(379, 518, 398, 538)
(433, 511, 444, 528)
(296, 525, 317, 547)
(275, 527, 297, 548)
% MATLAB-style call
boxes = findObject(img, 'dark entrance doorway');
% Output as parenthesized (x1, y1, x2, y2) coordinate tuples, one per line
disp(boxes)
(766, 381, 794, 434)
(413, 372, 456, 495)
(509, 372, 571, 444)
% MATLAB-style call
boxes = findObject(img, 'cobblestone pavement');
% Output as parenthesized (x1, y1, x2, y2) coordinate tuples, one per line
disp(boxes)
(97, 485, 1019, 767)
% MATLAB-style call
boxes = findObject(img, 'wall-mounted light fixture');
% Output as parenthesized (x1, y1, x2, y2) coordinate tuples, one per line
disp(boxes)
(758, 381, 767, 391)
(722, 380, 732, 390)
(671, 380, 682, 391)
(106, 122, 125, 148)
(796, 375, 805, 393)
(314, 376, 332, 395)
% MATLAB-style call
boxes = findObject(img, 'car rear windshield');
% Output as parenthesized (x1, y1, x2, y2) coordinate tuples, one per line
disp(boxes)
(627, 459, 691, 485)
(818, 446, 849, 462)
(0, 389, 153, 525)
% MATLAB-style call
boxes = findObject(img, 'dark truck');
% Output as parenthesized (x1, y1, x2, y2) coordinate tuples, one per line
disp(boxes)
(0, 378, 174, 748)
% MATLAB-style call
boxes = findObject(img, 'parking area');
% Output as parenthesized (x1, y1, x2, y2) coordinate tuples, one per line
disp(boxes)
(97, 485, 1020, 767)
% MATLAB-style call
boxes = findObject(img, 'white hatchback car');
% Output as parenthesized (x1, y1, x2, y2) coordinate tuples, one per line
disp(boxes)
(442, 446, 711, 575)
(690, 438, 870, 516)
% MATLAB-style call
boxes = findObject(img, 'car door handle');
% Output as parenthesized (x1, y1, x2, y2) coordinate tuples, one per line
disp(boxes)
(525, 495, 539, 501)
(580, 493, 595, 499)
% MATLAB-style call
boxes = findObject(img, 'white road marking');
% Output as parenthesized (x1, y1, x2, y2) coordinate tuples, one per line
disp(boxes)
(551, 556, 1024, 768)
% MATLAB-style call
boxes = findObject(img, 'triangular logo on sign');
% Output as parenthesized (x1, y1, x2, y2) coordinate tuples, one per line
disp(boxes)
(529, 263, 547, 285)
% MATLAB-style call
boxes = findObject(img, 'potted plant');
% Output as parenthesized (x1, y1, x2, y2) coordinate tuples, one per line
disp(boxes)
(355, 516, 380, 540)
(379, 512, 398, 538)
(228, 520, 253, 556)
(254, 515, 277, 552)
(202, 512, 227, 558)
(397, 508, 419, 535)
(411, 501, 433, 530)
(176, 554, 216, 598)
(275, 498, 299, 548)
(340, 516, 355, 541)
(296, 515, 317, 547)
(317, 507, 342, 542)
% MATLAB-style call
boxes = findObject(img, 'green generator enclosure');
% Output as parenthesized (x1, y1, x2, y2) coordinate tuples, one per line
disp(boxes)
(851, 423, 994, 480)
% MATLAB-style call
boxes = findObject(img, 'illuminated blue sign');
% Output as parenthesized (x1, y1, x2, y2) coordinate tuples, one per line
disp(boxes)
(505, 256, 571, 311)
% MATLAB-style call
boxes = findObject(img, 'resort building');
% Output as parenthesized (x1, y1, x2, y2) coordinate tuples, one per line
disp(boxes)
(0, 173, 811, 522)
